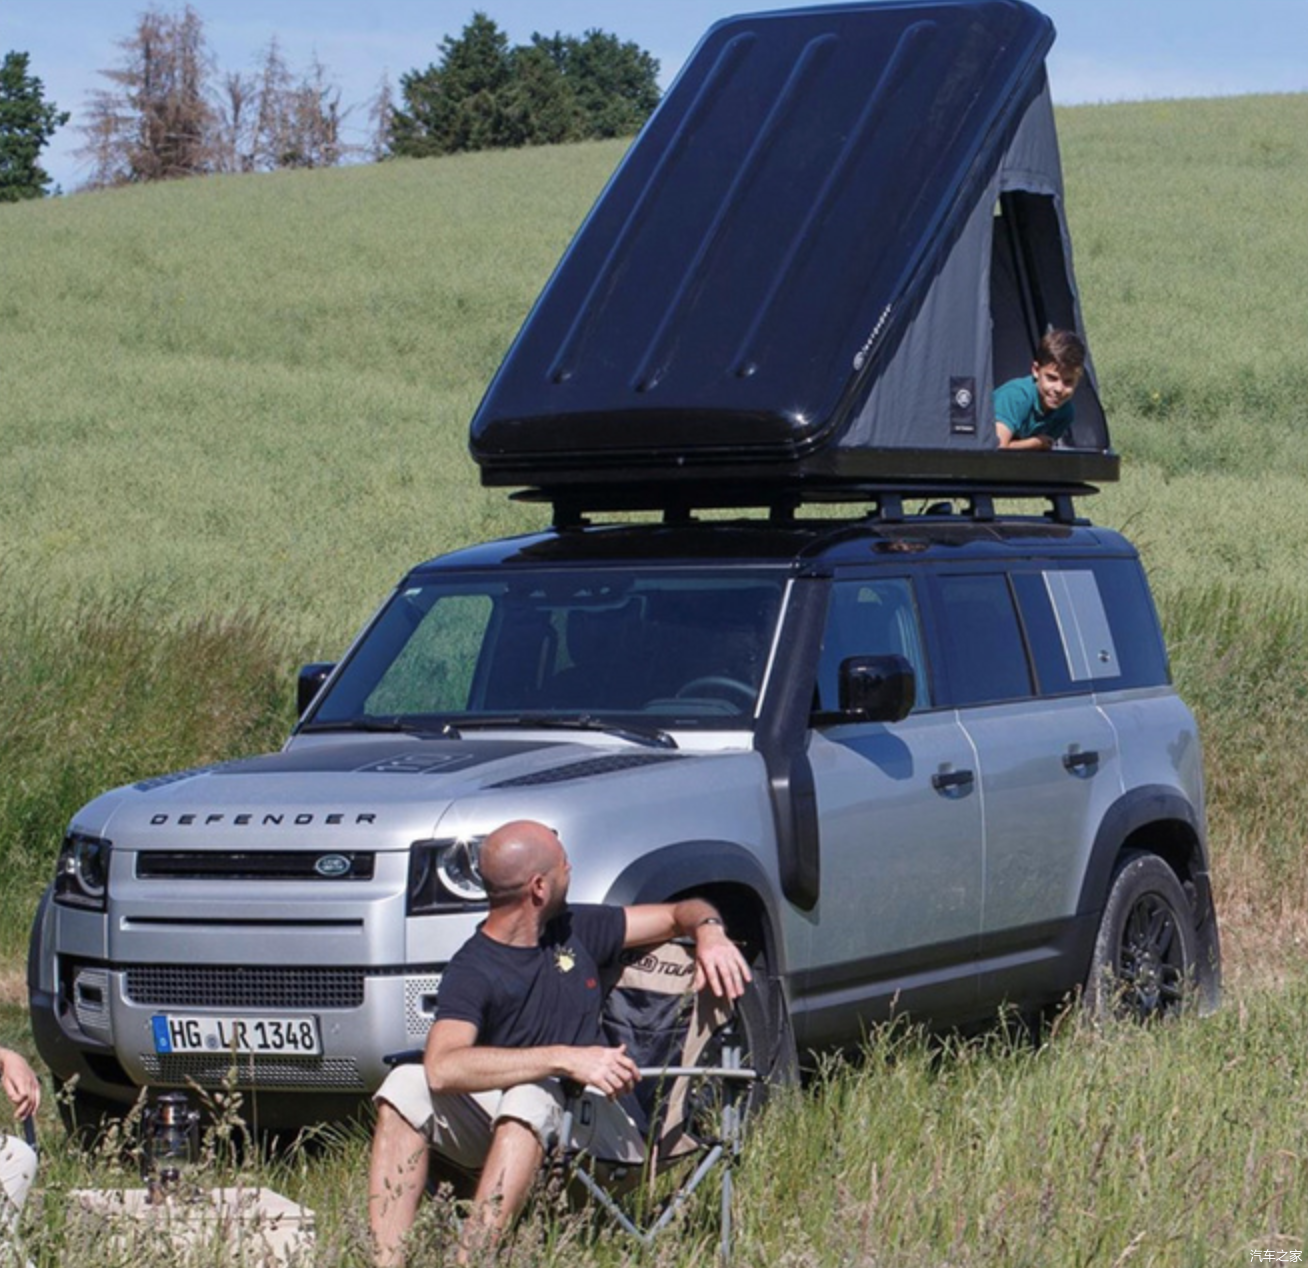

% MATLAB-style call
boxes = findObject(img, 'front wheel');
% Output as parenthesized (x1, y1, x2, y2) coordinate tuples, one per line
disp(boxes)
(1084, 852, 1197, 1022)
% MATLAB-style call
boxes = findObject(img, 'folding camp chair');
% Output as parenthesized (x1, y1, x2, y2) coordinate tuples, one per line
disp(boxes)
(551, 939, 758, 1262)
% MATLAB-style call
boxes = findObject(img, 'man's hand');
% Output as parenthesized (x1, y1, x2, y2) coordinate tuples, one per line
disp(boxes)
(1, 1048, 40, 1120)
(693, 924, 752, 1001)
(624, 900, 755, 1001)
(561, 1044, 640, 1099)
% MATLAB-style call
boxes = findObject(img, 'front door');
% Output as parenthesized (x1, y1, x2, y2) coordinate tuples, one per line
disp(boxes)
(795, 576, 984, 1045)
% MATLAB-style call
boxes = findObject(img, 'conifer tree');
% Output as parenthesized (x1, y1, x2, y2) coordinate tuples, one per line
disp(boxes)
(0, 51, 69, 201)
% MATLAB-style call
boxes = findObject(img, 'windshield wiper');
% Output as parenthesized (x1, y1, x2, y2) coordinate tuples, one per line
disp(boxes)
(299, 717, 462, 738)
(452, 714, 677, 750)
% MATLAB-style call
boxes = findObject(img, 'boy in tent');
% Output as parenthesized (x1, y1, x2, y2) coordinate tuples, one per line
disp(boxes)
(995, 329, 1085, 450)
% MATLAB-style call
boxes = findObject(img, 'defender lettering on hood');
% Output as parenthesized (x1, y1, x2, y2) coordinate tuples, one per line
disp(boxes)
(146, 812, 379, 827)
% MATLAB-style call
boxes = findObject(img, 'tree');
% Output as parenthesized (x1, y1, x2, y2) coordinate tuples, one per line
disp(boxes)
(495, 43, 580, 149)
(0, 51, 70, 201)
(246, 42, 345, 171)
(532, 30, 659, 139)
(79, 9, 351, 187)
(390, 13, 659, 160)
(392, 12, 513, 158)
(214, 68, 257, 172)
(78, 5, 216, 186)
(367, 72, 395, 161)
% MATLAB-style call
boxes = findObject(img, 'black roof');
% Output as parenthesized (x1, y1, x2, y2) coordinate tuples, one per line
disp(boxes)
(413, 513, 1132, 576)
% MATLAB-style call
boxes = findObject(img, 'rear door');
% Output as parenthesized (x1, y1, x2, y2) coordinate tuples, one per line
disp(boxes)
(926, 565, 1124, 1009)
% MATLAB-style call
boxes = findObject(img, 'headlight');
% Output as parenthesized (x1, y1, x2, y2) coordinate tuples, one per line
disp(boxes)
(407, 837, 487, 914)
(54, 832, 112, 911)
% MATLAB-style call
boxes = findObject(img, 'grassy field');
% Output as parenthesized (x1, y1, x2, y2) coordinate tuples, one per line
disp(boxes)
(3, 92, 1308, 1264)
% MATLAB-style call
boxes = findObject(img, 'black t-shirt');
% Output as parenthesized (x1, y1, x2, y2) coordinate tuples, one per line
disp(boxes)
(435, 904, 627, 1049)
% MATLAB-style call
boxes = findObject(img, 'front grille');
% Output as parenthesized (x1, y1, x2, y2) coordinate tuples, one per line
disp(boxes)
(140, 1053, 365, 1090)
(125, 965, 366, 1010)
(136, 851, 375, 881)
(490, 753, 683, 787)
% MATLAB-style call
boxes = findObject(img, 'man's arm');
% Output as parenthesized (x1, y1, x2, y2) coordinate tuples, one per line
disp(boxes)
(622, 899, 752, 1000)
(422, 1018, 639, 1099)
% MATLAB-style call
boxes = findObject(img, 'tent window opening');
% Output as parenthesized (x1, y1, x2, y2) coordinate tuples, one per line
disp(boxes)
(990, 191, 1107, 450)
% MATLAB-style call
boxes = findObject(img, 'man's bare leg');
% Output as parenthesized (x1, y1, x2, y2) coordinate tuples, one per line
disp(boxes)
(459, 1118, 543, 1261)
(369, 1101, 431, 1267)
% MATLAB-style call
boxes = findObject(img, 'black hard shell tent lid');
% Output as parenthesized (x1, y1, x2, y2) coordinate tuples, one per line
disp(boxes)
(469, 0, 1117, 506)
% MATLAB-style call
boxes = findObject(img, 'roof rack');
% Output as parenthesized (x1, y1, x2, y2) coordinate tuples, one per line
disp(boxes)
(513, 479, 1097, 530)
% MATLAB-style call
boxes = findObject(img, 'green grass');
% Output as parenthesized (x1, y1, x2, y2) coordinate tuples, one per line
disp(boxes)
(4, 94, 1308, 1264)
(1, 144, 628, 646)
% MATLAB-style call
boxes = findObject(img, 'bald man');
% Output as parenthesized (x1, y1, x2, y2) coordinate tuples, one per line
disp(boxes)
(367, 819, 752, 1265)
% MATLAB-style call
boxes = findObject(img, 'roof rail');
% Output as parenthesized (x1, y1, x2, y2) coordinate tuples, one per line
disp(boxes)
(512, 480, 1097, 530)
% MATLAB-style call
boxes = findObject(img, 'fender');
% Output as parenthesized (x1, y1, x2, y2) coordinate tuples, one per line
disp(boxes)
(1074, 783, 1220, 1011)
(604, 840, 786, 976)
(1074, 784, 1207, 920)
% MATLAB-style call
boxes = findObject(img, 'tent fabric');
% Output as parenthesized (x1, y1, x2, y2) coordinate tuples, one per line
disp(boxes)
(845, 79, 1108, 452)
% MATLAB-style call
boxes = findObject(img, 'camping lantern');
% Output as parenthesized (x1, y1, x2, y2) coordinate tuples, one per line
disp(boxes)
(140, 1090, 201, 1202)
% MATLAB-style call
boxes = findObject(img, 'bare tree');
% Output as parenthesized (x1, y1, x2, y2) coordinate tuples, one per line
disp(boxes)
(76, 8, 353, 187)
(213, 69, 256, 173)
(248, 41, 344, 171)
(368, 71, 394, 161)
(77, 5, 216, 186)
(286, 54, 344, 169)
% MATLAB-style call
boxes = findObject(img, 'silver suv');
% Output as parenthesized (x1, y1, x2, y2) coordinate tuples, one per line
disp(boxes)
(29, 0, 1221, 1127)
(28, 495, 1220, 1127)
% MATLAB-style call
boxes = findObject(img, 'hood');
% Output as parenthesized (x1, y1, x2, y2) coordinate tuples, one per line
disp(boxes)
(71, 736, 694, 848)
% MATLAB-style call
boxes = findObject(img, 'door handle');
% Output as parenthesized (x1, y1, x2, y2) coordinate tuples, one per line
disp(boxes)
(931, 768, 975, 794)
(1062, 748, 1100, 773)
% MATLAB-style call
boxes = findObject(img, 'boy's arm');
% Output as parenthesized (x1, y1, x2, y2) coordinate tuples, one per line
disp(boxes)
(996, 422, 1053, 451)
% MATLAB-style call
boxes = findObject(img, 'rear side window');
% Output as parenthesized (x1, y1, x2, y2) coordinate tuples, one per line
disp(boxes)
(1013, 562, 1169, 694)
(933, 573, 1032, 706)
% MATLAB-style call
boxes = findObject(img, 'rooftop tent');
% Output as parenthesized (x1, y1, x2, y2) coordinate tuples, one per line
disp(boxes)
(469, 0, 1116, 498)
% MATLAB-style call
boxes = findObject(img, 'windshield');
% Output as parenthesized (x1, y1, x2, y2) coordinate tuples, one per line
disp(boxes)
(307, 568, 787, 731)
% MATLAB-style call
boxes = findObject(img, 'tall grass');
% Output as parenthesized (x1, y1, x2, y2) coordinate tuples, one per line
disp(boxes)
(0, 595, 292, 960)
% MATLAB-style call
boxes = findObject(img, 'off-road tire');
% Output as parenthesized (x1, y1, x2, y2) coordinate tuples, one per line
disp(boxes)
(1084, 852, 1197, 1023)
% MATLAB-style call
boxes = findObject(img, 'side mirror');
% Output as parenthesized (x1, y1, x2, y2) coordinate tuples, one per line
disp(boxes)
(297, 662, 335, 718)
(838, 654, 915, 722)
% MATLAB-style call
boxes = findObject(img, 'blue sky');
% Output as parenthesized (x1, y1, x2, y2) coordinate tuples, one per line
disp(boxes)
(6, 0, 1307, 193)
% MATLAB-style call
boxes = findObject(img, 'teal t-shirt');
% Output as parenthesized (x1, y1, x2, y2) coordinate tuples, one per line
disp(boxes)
(994, 375, 1074, 442)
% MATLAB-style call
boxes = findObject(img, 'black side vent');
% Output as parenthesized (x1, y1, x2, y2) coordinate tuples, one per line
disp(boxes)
(136, 852, 375, 881)
(490, 753, 685, 788)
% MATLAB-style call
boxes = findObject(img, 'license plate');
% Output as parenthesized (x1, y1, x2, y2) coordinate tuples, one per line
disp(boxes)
(151, 1013, 322, 1056)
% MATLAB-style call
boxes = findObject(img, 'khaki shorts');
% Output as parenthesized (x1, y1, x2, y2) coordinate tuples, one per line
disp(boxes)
(375, 1063, 644, 1168)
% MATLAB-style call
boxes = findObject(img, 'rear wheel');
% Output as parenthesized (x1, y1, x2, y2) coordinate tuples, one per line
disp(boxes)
(1084, 852, 1197, 1022)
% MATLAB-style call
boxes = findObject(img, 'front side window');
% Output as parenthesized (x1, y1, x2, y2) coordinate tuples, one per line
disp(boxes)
(815, 578, 931, 712)
(305, 569, 787, 731)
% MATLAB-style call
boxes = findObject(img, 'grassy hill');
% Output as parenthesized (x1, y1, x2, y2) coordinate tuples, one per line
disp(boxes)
(4, 95, 1308, 1264)
(1, 141, 629, 645)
